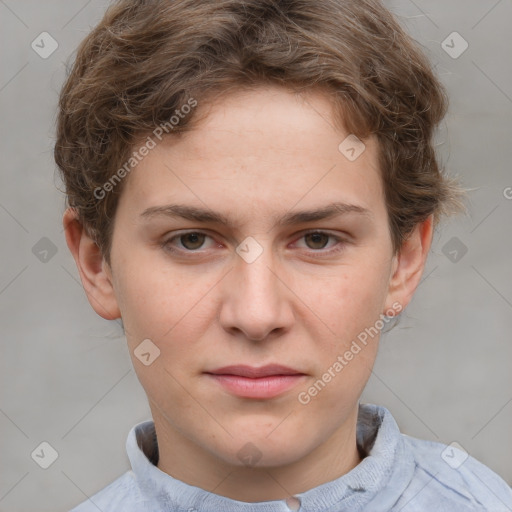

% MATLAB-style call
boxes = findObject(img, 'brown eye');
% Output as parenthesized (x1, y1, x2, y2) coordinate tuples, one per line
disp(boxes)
(304, 232, 330, 250)
(293, 230, 348, 258)
(179, 232, 206, 250)
(161, 230, 221, 256)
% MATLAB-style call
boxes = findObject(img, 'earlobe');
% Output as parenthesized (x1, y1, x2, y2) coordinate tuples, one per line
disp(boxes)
(62, 207, 121, 321)
(384, 215, 434, 314)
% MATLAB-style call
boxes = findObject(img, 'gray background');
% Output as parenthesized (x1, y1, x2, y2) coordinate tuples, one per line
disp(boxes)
(1, 1, 511, 511)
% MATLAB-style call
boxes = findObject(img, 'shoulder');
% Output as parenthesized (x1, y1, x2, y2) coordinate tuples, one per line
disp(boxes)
(396, 434, 512, 511)
(68, 470, 143, 512)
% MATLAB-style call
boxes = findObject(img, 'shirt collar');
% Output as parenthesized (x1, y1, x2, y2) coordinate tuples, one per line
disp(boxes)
(126, 403, 415, 512)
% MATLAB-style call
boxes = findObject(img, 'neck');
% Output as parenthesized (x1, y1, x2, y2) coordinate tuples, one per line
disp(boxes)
(152, 406, 363, 502)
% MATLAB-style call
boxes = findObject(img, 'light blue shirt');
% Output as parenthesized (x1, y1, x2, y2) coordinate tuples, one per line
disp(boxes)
(70, 403, 512, 511)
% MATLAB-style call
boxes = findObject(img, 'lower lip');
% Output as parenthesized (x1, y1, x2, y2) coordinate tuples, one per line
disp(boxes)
(206, 374, 306, 399)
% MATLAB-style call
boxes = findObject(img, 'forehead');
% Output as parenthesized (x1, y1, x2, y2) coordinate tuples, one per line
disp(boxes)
(168, 86, 366, 164)
(120, 86, 385, 226)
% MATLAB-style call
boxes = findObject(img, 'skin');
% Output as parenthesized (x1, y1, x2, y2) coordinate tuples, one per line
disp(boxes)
(64, 85, 433, 502)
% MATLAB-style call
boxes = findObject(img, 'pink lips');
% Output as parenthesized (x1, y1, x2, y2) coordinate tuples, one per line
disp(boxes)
(205, 364, 306, 399)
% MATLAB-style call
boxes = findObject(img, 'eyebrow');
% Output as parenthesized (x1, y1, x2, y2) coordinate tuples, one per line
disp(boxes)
(140, 201, 372, 228)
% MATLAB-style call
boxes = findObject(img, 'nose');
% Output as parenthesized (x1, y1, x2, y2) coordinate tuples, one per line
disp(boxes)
(218, 242, 295, 342)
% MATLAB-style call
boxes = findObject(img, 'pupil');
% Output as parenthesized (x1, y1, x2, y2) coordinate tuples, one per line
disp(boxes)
(183, 233, 204, 249)
(307, 232, 328, 249)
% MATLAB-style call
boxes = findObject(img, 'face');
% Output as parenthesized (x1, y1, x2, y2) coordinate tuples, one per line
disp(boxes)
(67, 85, 430, 484)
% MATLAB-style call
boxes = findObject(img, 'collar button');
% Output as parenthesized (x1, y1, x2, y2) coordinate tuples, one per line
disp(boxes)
(285, 496, 301, 511)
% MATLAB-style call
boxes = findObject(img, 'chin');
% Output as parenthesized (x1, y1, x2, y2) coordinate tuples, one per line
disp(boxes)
(216, 431, 309, 469)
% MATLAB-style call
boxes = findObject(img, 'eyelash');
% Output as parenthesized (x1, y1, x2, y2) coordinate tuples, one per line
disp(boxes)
(161, 230, 349, 258)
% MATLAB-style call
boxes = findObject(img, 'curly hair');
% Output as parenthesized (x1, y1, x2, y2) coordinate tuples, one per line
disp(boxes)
(54, 0, 464, 265)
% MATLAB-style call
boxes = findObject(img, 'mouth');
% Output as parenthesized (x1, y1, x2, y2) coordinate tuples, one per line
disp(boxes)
(204, 364, 307, 399)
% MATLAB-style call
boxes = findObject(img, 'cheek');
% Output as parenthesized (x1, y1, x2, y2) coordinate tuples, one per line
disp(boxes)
(294, 267, 387, 412)
(297, 258, 391, 340)
(115, 257, 216, 350)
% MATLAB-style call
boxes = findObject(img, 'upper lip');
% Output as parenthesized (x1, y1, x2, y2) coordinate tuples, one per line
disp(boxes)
(205, 364, 304, 378)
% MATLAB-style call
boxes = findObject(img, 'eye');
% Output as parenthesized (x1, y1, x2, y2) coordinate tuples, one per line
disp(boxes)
(161, 229, 348, 257)
(162, 231, 216, 253)
(301, 232, 331, 250)
(293, 230, 347, 256)
(178, 232, 208, 250)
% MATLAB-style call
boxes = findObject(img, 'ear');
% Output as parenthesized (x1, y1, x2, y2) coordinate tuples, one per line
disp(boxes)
(384, 215, 433, 314)
(63, 207, 121, 320)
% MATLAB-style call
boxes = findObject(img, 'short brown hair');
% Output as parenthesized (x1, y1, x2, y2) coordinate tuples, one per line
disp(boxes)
(54, 0, 463, 264)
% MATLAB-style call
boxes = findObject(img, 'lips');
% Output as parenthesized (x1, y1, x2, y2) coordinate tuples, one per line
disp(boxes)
(205, 364, 304, 378)
(204, 364, 306, 399)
